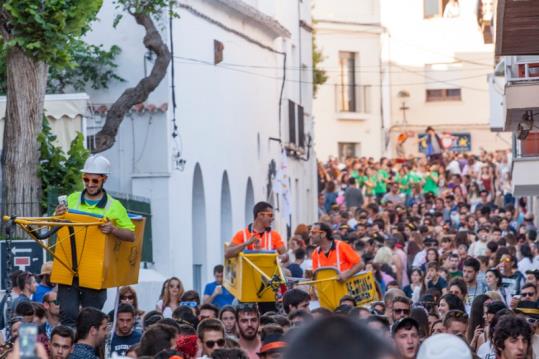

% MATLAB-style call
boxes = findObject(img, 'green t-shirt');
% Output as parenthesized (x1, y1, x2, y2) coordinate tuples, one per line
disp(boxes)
(366, 175, 377, 195)
(374, 169, 389, 195)
(423, 171, 439, 195)
(399, 174, 412, 195)
(357, 175, 368, 189)
(67, 191, 135, 231)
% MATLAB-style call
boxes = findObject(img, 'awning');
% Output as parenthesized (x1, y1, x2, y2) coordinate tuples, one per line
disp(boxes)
(0, 93, 89, 151)
(0, 93, 89, 120)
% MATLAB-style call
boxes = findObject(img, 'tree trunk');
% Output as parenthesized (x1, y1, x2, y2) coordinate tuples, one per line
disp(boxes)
(1, 47, 48, 217)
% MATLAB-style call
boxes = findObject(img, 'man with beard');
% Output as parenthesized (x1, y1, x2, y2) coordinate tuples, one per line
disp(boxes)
(237, 303, 261, 359)
(55, 155, 135, 326)
(70, 308, 108, 359)
(111, 304, 142, 356)
(226, 202, 286, 260)
(310, 222, 361, 281)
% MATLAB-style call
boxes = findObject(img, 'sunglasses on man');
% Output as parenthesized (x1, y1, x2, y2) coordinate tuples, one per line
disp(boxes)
(204, 338, 225, 349)
(83, 176, 103, 184)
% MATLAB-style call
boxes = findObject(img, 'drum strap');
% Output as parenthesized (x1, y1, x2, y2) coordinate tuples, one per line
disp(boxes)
(243, 227, 272, 250)
(316, 240, 342, 272)
(336, 240, 341, 272)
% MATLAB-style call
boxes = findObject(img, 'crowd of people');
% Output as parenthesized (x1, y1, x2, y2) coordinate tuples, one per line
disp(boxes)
(1, 147, 539, 359)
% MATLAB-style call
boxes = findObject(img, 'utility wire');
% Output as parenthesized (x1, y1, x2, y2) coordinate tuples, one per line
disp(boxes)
(174, 56, 489, 92)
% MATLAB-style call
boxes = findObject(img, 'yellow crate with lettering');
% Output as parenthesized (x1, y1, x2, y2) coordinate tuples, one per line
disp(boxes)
(313, 268, 379, 310)
(50, 211, 145, 290)
(224, 250, 284, 302)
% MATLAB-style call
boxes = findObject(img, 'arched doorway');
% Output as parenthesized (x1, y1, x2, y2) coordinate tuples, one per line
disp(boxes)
(192, 163, 207, 293)
(245, 177, 255, 225)
(220, 171, 233, 252)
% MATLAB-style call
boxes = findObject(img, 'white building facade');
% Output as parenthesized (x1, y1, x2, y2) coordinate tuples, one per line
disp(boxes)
(312, 0, 385, 160)
(83, 0, 317, 308)
(313, 0, 510, 159)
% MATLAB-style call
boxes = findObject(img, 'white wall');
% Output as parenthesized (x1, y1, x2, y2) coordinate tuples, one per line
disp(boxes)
(380, 0, 510, 155)
(312, 0, 384, 160)
(85, 0, 317, 293)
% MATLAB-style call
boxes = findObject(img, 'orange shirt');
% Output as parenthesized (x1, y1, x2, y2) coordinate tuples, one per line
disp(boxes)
(312, 240, 360, 272)
(231, 225, 285, 251)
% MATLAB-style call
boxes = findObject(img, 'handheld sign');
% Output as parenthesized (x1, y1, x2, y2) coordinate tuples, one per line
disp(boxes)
(312, 268, 379, 310)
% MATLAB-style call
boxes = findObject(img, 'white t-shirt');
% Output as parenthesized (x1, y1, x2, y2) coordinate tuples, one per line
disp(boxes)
(155, 299, 173, 318)
(476, 341, 496, 359)
(518, 257, 536, 274)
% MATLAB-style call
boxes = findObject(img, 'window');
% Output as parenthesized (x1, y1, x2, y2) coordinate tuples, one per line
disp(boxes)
(338, 142, 361, 159)
(424, 0, 454, 18)
(288, 100, 306, 148)
(337, 51, 357, 112)
(426, 88, 462, 101)
(288, 100, 296, 145)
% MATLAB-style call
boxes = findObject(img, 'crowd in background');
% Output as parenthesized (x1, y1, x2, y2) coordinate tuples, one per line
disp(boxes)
(2, 146, 539, 359)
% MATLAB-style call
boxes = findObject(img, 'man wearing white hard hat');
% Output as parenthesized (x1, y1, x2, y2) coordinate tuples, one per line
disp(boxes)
(55, 155, 135, 326)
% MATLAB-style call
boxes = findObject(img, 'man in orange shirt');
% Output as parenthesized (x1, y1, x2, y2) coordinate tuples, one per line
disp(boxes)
(225, 202, 287, 260)
(311, 222, 362, 281)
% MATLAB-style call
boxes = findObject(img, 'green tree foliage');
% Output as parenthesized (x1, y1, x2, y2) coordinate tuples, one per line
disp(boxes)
(0, 41, 123, 95)
(1, 0, 102, 66)
(312, 29, 328, 97)
(47, 41, 124, 94)
(38, 117, 89, 211)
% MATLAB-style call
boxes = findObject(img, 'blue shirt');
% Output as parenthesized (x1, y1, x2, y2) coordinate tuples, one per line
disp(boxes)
(111, 330, 142, 356)
(32, 284, 53, 303)
(203, 281, 234, 308)
(69, 343, 98, 359)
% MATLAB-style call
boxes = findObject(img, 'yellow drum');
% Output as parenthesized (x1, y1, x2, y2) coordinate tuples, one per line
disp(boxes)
(313, 268, 379, 310)
(224, 250, 285, 303)
(50, 211, 145, 290)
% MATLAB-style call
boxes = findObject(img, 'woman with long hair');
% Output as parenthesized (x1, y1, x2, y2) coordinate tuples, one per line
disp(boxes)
(219, 306, 238, 339)
(421, 248, 439, 273)
(403, 269, 426, 303)
(437, 293, 465, 317)
(467, 294, 489, 351)
(518, 243, 534, 274)
(485, 268, 510, 305)
(156, 276, 184, 318)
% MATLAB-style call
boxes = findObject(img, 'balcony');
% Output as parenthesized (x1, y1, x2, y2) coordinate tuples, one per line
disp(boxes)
(502, 56, 539, 131)
(512, 132, 539, 196)
(334, 84, 371, 120)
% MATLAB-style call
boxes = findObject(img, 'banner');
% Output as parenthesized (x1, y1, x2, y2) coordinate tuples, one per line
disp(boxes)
(273, 150, 291, 227)
(418, 132, 471, 153)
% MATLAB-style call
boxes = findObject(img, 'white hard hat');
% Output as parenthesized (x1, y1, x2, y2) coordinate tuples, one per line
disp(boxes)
(81, 155, 111, 175)
(417, 334, 472, 359)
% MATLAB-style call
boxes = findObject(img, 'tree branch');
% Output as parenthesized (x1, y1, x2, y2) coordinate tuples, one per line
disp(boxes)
(0, 8, 12, 40)
(89, 11, 171, 153)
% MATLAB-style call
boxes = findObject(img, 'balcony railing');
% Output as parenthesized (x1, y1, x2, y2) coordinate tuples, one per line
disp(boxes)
(505, 56, 539, 82)
(335, 84, 371, 114)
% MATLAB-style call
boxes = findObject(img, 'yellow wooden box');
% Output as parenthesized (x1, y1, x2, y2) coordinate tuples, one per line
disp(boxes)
(224, 251, 284, 302)
(313, 268, 379, 310)
(50, 211, 145, 290)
